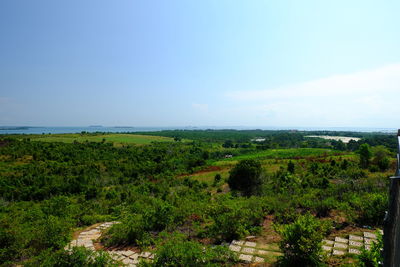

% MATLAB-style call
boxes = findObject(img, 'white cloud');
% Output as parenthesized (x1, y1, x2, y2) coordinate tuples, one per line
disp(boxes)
(225, 64, 400, 127)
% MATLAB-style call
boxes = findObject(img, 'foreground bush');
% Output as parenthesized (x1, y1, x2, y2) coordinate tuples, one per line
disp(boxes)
(276, 213, 330, 266)
(141, 233, 237, 267)
(357, 232, 383, 267)
(101, 214, 151, 247)
(205, 196, 264, 242)
(26, 246, 118, 267)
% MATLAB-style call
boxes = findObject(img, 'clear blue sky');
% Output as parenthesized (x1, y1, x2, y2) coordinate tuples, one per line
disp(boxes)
(1, 0, 399, 127)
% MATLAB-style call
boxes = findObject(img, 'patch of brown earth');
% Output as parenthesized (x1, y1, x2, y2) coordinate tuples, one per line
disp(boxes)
(178, 165, 223, 177)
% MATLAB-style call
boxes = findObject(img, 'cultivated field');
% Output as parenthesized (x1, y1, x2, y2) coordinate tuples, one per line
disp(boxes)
(29, 133, 174, 145)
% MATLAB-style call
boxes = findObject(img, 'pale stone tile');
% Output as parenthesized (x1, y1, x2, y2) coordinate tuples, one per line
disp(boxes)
(239, 254, 253, 263)
(349, 240, 363, 247)
(242, 247, 255, 254)
(122, 250, 135, 257)
(254, 256, 265, 263)
(335, 237, 348, 244)
(332, 249, 345, 256)
(349, 235, 363, 241)
(229, 245, 241, 252)
(244, 241, 257, 247)
(139, 251, 152, 258)
(231, 240, 244, 246)
(322, 245, 332, 251)
(364, 232, 377, 239)
(364, 238, 377, 245)
(122, 258, 135, 265)
(257, 249, 268, 255)
(349, 248, 361, 255)
(322, 239, 334, 246)
(334, 242, 348, 250)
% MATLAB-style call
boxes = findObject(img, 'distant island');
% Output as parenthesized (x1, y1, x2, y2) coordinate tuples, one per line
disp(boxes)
(0, 126, 30, 130)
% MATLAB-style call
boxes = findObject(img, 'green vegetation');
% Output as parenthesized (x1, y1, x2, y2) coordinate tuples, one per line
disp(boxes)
(228, 159, 263, 196)
(29, 133, 174, 145)
(0, 130, 395, 266)
(357, 232, 383, 267)
(276, 213, 330, 266)
(141, 233, 237, 267)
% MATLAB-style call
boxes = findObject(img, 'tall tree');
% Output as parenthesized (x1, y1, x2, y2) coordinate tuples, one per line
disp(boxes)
(358, 143, 372, 169)
(228, 159, 263, 196)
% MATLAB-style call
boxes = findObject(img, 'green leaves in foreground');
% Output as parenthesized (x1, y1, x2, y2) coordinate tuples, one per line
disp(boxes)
(140, 233, 237, 267)
(26, 246, 119, 267)
(276, 213, 330, 267)
(357, 232, 383, 267)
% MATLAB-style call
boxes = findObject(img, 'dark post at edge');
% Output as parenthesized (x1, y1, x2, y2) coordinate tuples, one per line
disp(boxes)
(383, 129, 400, 267)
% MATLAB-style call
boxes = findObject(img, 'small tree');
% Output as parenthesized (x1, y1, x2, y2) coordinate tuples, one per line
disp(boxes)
(228, 159, 263, 196)
(287, 161, 295, 173)
(372, 145, 391, 171)
(358, 144, 372, 169)
(213, 173, 222, 186)
(276, 213, 329, 266)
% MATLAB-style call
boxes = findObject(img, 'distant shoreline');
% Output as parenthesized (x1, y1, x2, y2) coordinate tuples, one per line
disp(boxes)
(0, 126, 396, 135)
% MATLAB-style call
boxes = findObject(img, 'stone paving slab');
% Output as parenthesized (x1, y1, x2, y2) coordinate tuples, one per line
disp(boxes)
(241, 247, 255, 254)
(334, 242, 348, 250)
(257, 249, 268, 255)
(322, 245, 332, 251)
(244, 241, 257, 247)
(349, 235, 363, 241)
(229, 245, 241, 252)
(122, 250, 136, 257)
(335, 237, 348, 244)
(349, 240, 363, 247)
(323, 239, 334, 246)
(239, 254, 253, 263)
(364, 232, 377, 239)
(364, 238, 377, 245)
(139, 251, 152, 258)
(332, 249, 346, 256)
(349, 248, 361, 255)
(254, 256, 265, 263)
(232, 240, 245, 246)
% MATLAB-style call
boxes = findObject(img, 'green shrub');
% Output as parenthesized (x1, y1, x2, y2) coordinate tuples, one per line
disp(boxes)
(27, 246, 119, 267)
(206, 197, 263, 242)
(141, 233, 237, 267)
(355, 193, 387, 226)
(102, 214, 151, 247)
(228, 159, 263, 196)
(357, 232, 383, 267)
(276, 213, 330, 266)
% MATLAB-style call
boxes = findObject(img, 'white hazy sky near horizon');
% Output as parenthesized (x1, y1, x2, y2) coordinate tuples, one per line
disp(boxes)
(0, 0, 399, 127)
(224, 64, 400, 127)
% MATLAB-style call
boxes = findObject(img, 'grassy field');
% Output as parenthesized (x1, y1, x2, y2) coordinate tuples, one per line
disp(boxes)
(30, 133, 174, 145)
(183, 148, 353, 184)
(216, 148, 346, 163)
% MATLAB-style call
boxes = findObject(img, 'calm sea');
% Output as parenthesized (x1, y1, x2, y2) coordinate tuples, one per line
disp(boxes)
(0, 126, 397, 135)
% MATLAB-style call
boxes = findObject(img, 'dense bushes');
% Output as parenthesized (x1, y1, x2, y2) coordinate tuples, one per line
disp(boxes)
(276, 213, 330, 266)
(205, 196, 264, 241)
(228, 159, 263, 196)
(26, 247, 118, 267)
(357, 232, 383, 267)
(141, 233, 237, 267)
(0, 132, 394, 266)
